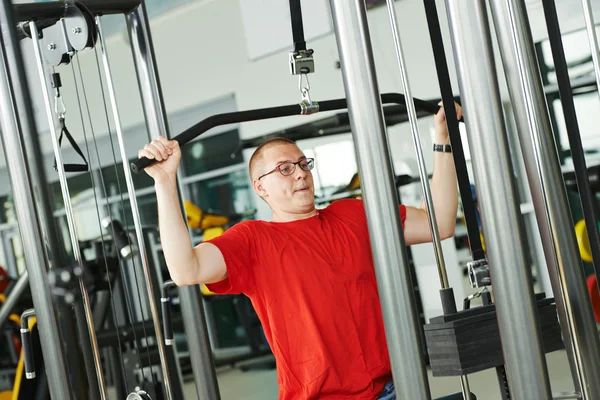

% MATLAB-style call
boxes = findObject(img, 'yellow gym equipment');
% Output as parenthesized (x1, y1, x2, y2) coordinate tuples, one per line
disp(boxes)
(184, 201, 230, 231)
(575, 219, 597, 263)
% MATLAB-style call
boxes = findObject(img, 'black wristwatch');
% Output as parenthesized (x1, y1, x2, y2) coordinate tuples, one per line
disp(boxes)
(433, 144, 452, 153)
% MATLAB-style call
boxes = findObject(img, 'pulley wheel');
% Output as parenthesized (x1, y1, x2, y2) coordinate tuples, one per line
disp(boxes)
(126, 390, 152, 400)
(64, 2, 97, 51)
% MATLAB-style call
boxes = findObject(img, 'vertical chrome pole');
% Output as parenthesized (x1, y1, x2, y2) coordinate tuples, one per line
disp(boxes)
(488, 0, 600, 398)
(444, 0, 553, 398)
(329, 0, 431, 399)
(30, 22, 105, 400)
(384, 0, 448, 290)
(94, 19, 174, 400)
(581, 0, 600, 94)
(115, 4, 220, 397)
(384, 1, 470, 395)
(125, 6, 220, 398)
(0, 4, 73, 399)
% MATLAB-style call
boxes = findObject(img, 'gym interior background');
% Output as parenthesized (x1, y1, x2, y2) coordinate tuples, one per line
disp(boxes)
(0, 0, 599, 399)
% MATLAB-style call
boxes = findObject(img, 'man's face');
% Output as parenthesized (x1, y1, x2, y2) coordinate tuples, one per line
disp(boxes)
(253, 144, 315, 213)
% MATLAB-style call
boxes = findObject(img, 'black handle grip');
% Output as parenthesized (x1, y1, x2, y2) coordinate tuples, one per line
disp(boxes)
(130, 156, 152, 174)
(63, 164, 89, 173)
(161, 280, 178, 346)
(20, 308, 36, 379)
(21, 328, 35, 378)
(161, 296, 173, 346)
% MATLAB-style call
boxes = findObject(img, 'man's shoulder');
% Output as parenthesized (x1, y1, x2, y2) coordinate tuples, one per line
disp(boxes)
(324, 198, 365, 212)
(320, 198, 366, 220)
(229, 218, 264, 232)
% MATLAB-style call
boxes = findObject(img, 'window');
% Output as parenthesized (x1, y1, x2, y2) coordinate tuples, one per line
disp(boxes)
(49, 172, 94, 210)
(185, 167, 254, 219)
(101, 161, 154, 198)
(536, 27, 600, 163)
(181, 129, 243, 176)
(552, 92, 600, 153)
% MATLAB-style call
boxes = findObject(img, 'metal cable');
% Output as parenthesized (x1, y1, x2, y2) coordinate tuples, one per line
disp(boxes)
(70, 53, 154, 387)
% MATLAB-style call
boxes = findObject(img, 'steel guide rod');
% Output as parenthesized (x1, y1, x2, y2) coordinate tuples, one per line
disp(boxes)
(488, 0, 600, 397)
(444, 0, 553, 398)
(29, 21, 106, 400)
(329, 0, 431, 398)
(0, 0, 73, 398)
(94, 17, 174, 400)
(125, 4, 221, 398)
(384, 0, 471, 397)
(384, 0, 449, 290)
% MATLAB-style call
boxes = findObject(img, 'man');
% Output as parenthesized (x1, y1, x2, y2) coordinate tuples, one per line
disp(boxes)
(138, 102, 462, 399)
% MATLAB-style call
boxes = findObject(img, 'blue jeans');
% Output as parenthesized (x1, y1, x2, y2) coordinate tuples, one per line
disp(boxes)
(376, 379, 395, 400)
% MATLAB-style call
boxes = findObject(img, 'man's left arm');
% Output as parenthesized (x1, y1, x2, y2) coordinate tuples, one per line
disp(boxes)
(404, 102, 461, 246)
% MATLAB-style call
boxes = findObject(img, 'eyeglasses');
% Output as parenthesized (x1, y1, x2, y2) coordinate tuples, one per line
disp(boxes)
(257, 158, 315, 180)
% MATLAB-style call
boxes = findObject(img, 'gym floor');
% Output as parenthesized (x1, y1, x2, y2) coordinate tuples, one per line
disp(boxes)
(176, 350, 575, 399)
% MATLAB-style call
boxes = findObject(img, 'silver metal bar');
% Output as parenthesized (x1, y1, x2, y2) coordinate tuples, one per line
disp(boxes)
(444, 0, 553, 399)
(30, 23, 106, 400)
(488, 1, 600, 398)
(553, 392, 582, 400)
(581, 0, 600, 97)
(460, 375, 472, 400)
(0, 3, 73, 399)
(328, 0, 430, 398)
(0, 271, 27, 331)
(125, 4, 221, 400)
(95, 17, 175, 400)
(384, 0, 448, 289)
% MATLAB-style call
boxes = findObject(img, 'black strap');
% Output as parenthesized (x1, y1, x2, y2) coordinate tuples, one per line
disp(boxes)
(53, 117, 89, 173)
(423, 0, 486, 261)
(289, 0, 306, 53)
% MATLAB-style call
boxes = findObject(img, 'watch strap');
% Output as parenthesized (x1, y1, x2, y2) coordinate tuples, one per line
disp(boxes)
(433, 143, 452, 153)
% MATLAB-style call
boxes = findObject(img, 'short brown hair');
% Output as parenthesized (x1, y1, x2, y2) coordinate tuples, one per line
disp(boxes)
(249, 137, 297, 180)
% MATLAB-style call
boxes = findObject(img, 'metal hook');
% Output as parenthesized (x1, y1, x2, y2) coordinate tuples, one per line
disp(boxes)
(54, 93, 66, 119)
(298, 73, 311, 102)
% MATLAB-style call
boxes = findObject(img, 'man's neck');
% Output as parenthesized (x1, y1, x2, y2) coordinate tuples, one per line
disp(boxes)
(271, 207, 318, 222)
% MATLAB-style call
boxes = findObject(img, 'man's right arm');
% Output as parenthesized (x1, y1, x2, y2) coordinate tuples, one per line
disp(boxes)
(155, 179, 227, 286)
(139, 136, 227, 287)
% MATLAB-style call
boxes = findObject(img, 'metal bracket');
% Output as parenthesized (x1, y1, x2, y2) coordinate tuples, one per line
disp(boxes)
(467, 258, 490, 288)
(289, 49, 315, 75)
(36, 1, 97, 66)
(40, 20, 72, 66)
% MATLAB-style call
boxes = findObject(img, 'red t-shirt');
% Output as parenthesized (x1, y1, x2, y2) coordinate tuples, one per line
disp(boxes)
(206, 198, 407, 399)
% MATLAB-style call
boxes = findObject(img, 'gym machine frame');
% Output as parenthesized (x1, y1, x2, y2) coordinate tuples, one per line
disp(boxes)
(2, 0, 216, 399)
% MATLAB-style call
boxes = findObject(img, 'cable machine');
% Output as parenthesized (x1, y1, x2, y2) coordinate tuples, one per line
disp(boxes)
(0, 0, 598, 399)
